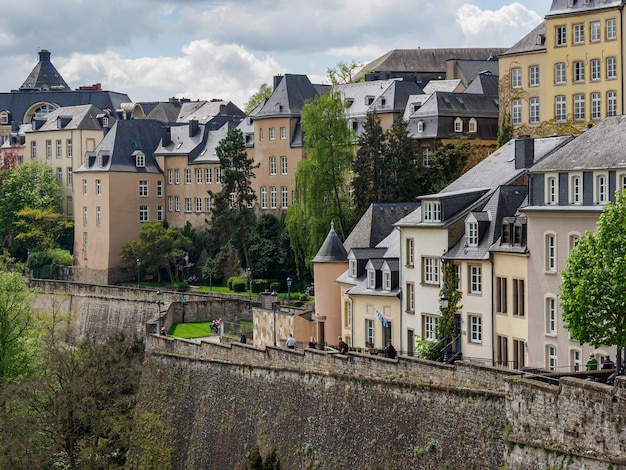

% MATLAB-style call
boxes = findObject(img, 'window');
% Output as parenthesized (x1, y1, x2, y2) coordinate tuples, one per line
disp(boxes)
(546, 176, 557, 204)
(31, 141, 37, 159)
(168, 196, 173, 212)
(157, 205, 163, 221)
(467, 221, 478, 246)
(82, 179, 88, 195)
(174, 169, 180, 185)
(545, 234, 556, 272)
(66, 139, 72, 158)
(529, 65, 539, 86)
(423, 315, 437, 341)
(545, 296, 557, 335)
(607, 57, 617, 79)
(56, 140, 62, 158)
(607, 18, 616, 40)
(513, 279, 525, 316)
(454, 264, 461, 291)
(570, 175, 582, 204)
(591, 93, 601, 120)
(205, 168, 212, 184)
(496, 276, 507, 314)
(406, 238, 414, 266)
(258, 128, 263, 141)
(469, 265, 482, 293)
(270, 186, 277, 209)
(67, 167, 73, 186)
(367, 269, 375, 289)
(82, 206, 88, 226)
(195, 169, 202, 184)
(590, 21, 600, 42)
(570, 349, 582, 372)
(260, 187, 267, 209)
(139, 180, 148, 197)
(591, 59, 600, 81)
(529, 97, 540, 124)
(366, 319, 375, 346)
(555, 25, 567, 46)
(554, 62, 566, 84)
(468, 118, 477, 133)
(280, 127, 286, 140)
(185, 197, 192, 213)
(46, 140, 52, 159)
(96, 179, 101, 196)
(269, 156, 276, 175)
(406, 282, 415, 313)
(139, 205, 149, 222)
(422, 201, 441, 222)
(423, 257, 439, 285)
(496, 335, 509, 367)
(569, 233, 580, 251)
(573, 61, 585, 82)
(184, 169, 191, 184)
(345, 301, 352, 327)
(269, 127, 275, 140)
(56, 168, 62, 185)
(167, 170, 173, 185)
(596, 174, 608, 204)
(383, 269, 391, 291)
(83, 232, 88, 247)
(175, 196, 180, 212)
(417, 120, 424, 132)
(573, 23, 584, 44)
(422, 147, 430, 167)
(608, 91, 617, 117)
(281, 186, 288, 208)
(574, 94, 585, 121)
(136, 153, 145, 167)
(512, 99, 521, 125)
(513, 339, 525, 370)
(215, 168, 222, 184)
(280, 156, 287, 175)
(511, 67, 521, 88)
(555, 95, 567, 122)
(546, 345, 557, 371)
(205, 197, 212, 212)
(469, 315, 482, 343)
(157, 180, 163, 197)
(454, 117, 463, 132)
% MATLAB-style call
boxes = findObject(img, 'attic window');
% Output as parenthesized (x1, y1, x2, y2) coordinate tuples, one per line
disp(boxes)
(456, 96, 465, 105)
(102, 117, 109, 127)
(378, 97, 386, 106)
(423, 200, 441, 222)
(417, 120, 425, 132)
(0, 111, 8, 125)
(454, 117, 463, 133)
(275, 103, 283, 112)
(130, 139, 139, 148)
(442, 96, 451, 104)
(176, 142, 183, 149)
(352, 121, 358, 131)
(536, 34, 545, 45)
(367, 268, 376, 289)
(382, 269, 391, 291)
(345, 98, 354, 107)
(412, 104, 421, 113)
(135, 152, 145, 168)
(567, 0, 574, 6)
(349, 258, 357, 278)
(365, 96, 375, 105)
(200, 149, 207, 156)
(469, 118, 477, 133)
(467, 221, 479, 247)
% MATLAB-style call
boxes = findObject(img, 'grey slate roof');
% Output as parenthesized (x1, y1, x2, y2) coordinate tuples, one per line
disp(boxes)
(176, 100, 245, 125)
(500, 21, 546, 57)
(335, 79, 423, 117)
(19, 50, 70, 91)
(546, 0, 622, 17)
(452, 59, 500, 84)
(255, 75, 327, 119)
(28, 104, 113, 132)
(74, 119, 164, 174)
(145, 101, 184, 123)
(423, 80, 463, 94)
(530, 115, 626, 172)
(312, 222, 348, 263)
(464, 73, 500, 95)
(343, 202, 420, 253)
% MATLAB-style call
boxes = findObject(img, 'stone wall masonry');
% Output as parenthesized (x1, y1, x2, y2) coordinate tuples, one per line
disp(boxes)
(504, 375, 626, 469)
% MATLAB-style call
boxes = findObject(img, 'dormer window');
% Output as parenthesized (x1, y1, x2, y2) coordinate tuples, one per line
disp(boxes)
(378, 97, 386, 106)
(367, 268, 376, 289)
(423, 201, 441, 222)
(469, 118, 477, 133)
(502, 223, 511, 243)
(349, 258, 357, 278)
(135, 152, 145, 168)
(275, 103, 283, 112)
(365, 96, 375, 105)
(417, 120, 425, 132)
(467, 221, 479, 247)
(412, 104, 421, 113)
(0, 111, 9, 125)
(382, 269, 391, 291)
(454, 117, 463, 133)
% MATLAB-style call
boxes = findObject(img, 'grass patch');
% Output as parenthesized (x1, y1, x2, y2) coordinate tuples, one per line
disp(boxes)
(168, 320, 253, 339)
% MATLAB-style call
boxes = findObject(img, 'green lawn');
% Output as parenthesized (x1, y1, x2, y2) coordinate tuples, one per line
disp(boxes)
(168, 320, 253, 339)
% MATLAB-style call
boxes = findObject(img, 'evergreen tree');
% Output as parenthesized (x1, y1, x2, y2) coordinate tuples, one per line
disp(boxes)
(352, 112, 386, 218)
(209, 128, 260, 273)
(383, 118, 420, 202)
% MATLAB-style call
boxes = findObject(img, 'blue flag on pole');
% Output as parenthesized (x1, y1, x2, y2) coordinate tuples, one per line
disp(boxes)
(376, 309, 388, 327)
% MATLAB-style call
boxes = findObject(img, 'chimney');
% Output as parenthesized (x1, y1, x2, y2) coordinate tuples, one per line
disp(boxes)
(162, 126, 171, 147)
(189, 119, 199, 137)
(273, 75, 283, 90)
(514, 136, 534, 169)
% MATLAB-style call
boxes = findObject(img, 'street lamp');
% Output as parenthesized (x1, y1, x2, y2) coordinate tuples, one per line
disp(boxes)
(156, 289, 164, 313)
(181, 294, 186, 323)
(136, 258, 141, 287)
(247, 268, 252, 315)
(440, 293, 449, 363)
(271, 290, 278, 347)
(286, 276, 292, 314)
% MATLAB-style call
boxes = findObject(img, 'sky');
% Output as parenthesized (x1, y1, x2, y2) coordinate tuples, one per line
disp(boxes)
(0, 1, 547, 110)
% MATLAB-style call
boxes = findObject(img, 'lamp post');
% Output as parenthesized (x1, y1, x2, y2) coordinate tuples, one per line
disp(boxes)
(286, 276, 292, 315)
(247, 268, 252, 315)
(271, 290, 278, 347)
(136, 258, 141, 287)
(181, 294, 186, 323)
(440, 293, 449, 362)
(156, 289, 163, 313)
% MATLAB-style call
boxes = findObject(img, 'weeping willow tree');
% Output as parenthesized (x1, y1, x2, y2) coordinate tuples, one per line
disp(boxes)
(285, 91, 355, 276)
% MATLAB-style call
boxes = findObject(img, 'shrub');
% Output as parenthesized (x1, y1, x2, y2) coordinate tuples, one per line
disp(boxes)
(270, 281, 280, 293)
(232, 279, 247, 292)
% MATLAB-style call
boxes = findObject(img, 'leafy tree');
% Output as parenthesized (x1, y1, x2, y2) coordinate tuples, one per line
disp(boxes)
(438, 261, 462, 362)
(352, 112, 386, 218)
(428, 141, 471, 194)
(560, 191, 626, 368)
(120, 220, 193, 283)
(13, 207, 74, 253)
(244, 83, 273, 114)
(327, 60, 364, 84)
(247, 214, 296, 280)
(0, 161, 63, 252)
(27, 248, 73, 279)
(209, 128, 259, 274)
(285, 91, 355, 273)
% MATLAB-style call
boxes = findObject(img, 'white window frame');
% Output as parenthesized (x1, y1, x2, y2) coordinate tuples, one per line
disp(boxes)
(545, 233, 556, 273)
(596, 173, 608, 204)
(205, 168, 212, 183)
(454, 117, 463, 132)
(529, 65, 539, 87)
(185, 169, 191, 185)
(423, 257, 439, 285)
(281, 156, 288, 175)
(556, 26, 567, 46)
(591, 59, 600, 81)
(469, 315, 482, 343)
(608, 91, 617, 117)
(423, 201, 441, 222)
(546, 175, 558, 205)
(512, 99, 521, 125)
(469, 265, 482, 294)
(591, 92, 601, 120)
(136, 153, 145, 168)
(570, 174, 582, 204)
(96, 206, 101, 226)
(555, 95, 566, 122)
(573, 61, 585, 82)
(529, 97, 540, 124)
(196, 168, 203, 184)
(590, 21, 600, 42)
(139, 205, 149, 222)
(157, 180, 163, 197)
(423, 315, 438, 341)
(607, 18, 616, 40)
(269, 156, 276, 175)
(261, 187, 267, 209)
(269, 127, 275, 140)
(367, 269, 376, 289)
(545, 296, 557, 335)
(607, 57, 617, 79)
(280, 127, 286, 140)
(574, 94, 585, 121)
(139, 180, 148, 197)
(546, 345, 558, 371)
(511, 68, 522, 88)
(573, 23, 584, 44)
(281, 186, 288, 208)
(270, 186, 277, 209)
(366, 319, 375, 345)
(467, 221, 478, 246)
(554, 62, 566, 84)
(383, 270, 391, 291)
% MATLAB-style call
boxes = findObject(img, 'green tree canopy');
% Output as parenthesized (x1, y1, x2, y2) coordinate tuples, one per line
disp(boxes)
(244, 82, 273, 114)
(352, 112, 386, 218)
(327, 60, 364, 84)
(209, 127, 259, 273)
(285, 91, 355, 274)
(561, 190, 626, 364)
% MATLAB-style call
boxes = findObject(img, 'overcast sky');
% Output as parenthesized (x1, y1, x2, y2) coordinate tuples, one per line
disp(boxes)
(0, 1, 546, 109)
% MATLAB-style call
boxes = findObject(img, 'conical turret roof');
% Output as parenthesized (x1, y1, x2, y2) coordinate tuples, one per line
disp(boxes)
(312, 221, 348, 263)
(20, 49, 70, 91)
